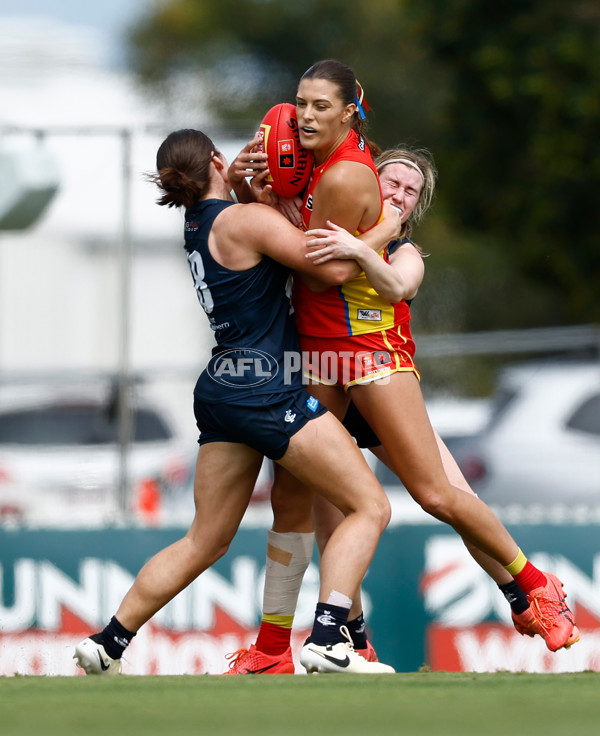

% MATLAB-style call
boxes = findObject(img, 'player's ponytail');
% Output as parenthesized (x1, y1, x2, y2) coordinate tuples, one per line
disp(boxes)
(151, 129, 218, 209)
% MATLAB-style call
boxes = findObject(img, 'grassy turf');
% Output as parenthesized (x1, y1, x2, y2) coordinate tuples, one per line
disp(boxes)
(1, 672, 598, 736)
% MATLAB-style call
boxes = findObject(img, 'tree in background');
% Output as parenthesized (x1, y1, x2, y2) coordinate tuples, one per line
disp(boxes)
(126, 0, 438, 142)
(127, 0, 600, 329)
(405, 0, 600, 328)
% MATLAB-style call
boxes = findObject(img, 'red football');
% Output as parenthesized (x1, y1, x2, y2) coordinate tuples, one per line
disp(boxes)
(258, 103, 314, 198)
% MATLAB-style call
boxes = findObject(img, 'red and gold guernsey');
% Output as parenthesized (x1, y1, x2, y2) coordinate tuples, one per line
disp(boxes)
(293, 129, 410, 337)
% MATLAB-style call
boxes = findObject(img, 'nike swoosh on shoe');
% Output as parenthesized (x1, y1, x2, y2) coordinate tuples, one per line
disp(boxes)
(309, 648, 350, 668)
(244, 663, 281, 674)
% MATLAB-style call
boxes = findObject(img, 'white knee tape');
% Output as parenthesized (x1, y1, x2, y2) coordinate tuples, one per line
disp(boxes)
(263, 530, 315, 615)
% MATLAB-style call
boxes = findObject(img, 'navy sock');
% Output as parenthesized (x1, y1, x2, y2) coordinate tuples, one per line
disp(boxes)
(347, 613, 368, 649)
(307, 603, 349, 646)
(101, 616, 136, 660)
(498, 581, 530, 615)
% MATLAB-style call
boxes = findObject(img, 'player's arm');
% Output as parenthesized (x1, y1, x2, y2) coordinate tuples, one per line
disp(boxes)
(248, 170, 304, 228)
(220, 203, 363, 286)
(262, 205, 402, 287)
(308, 161, 381, 233)
(305, 221, 424, 303)
(229, 145, 305, 228)
(298, 161, 386, 290)
(227, 134, 269, 203)
(387, 242, 425, 300)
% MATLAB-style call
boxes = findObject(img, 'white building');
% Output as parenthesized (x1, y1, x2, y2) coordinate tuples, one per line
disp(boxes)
(0, 17, 245, 387)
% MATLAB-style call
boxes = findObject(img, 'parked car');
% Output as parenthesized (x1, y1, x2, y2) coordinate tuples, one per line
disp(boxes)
(337, 395, 491, 526)
(364, 394, 491, 482)
(0, 378, 191, 525)
(452, 360, 600, 506)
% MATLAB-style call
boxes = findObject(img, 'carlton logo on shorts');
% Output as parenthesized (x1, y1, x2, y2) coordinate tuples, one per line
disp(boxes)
(208, 348, 279, 387)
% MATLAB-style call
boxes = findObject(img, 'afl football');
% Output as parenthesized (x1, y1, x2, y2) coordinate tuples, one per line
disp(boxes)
(258, 103, 313, 198)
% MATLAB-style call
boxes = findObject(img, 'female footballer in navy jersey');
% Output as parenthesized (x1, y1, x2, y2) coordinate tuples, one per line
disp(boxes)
(74, 127, 403, 676)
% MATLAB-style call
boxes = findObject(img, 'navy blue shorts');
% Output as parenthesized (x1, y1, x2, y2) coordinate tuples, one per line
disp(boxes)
(342, 401, 380, 448)
(194, 389, 327, 460)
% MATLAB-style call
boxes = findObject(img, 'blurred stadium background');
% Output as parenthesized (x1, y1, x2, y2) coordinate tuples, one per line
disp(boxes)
(0, 2, 598, 677)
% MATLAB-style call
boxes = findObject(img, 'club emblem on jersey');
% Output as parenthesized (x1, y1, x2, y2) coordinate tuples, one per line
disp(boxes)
(284, 409, 296, 423)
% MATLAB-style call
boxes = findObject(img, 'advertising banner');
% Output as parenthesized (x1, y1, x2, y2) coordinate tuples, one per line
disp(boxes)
(0, 524, 598, 675)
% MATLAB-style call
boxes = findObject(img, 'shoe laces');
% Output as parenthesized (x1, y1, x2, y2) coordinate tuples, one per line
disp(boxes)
(225, 648, 251, 670)
(339, 625, 356, 651)
(529, 592, 572, 631)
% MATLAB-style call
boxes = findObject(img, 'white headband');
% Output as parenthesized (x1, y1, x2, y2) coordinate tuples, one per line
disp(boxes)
(378, 157, 425, 182)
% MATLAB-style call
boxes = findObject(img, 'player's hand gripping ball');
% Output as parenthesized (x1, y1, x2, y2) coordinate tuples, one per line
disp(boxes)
(258, 103, 314, 198)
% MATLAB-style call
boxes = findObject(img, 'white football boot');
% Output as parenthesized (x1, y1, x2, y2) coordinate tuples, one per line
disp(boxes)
(300, 626, 395, 674)
(74, 635, 122, 675)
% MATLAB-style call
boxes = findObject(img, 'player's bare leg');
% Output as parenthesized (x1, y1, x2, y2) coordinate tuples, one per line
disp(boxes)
(75, 443, 263, 674)
(351, 372, 578, 651)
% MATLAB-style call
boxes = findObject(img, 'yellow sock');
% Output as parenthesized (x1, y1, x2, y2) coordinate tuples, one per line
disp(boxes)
(504, 548, 527, 576)
(261, 614, 294, 628)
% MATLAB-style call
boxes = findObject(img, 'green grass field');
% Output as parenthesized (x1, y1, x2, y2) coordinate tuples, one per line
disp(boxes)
(1, 672, 598, 736)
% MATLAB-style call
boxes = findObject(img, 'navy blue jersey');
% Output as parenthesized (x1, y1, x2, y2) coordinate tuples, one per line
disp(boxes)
(386, 235, 411, 257)
(387, 236, 414, 307)
(184, 199, 303, 404)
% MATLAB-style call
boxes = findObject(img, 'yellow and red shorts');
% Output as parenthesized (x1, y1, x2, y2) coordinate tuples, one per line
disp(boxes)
(299, 322, 420, 390)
